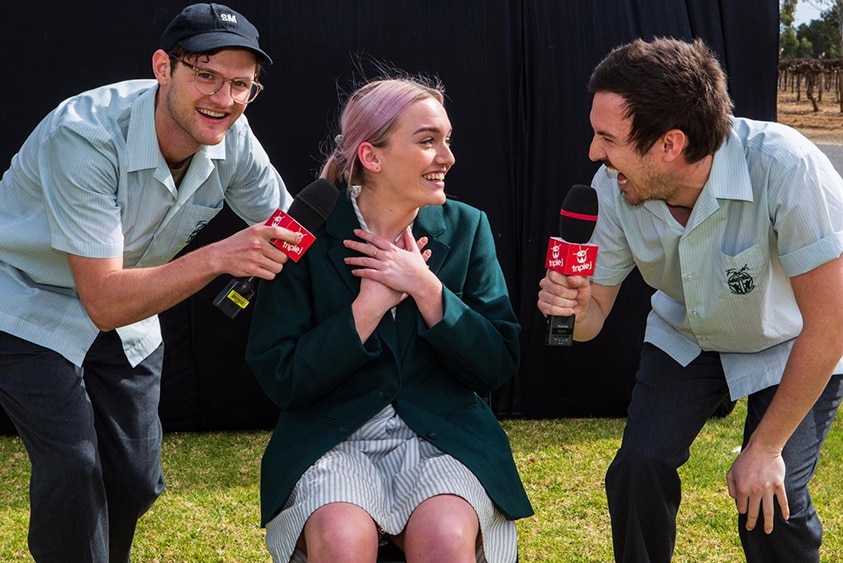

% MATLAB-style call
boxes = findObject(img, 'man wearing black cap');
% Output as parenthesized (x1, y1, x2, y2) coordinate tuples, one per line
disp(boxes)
(0, 4, 293, 561)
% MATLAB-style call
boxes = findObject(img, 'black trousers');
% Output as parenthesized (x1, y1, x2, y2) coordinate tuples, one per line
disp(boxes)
(0, 331, 165, 563)
(606, 344, 843, 563)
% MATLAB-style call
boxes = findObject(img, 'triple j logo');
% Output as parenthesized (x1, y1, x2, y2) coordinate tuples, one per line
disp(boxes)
(545, 237, 597, 276)
(548, 241, 564, 269)
(574, 247, 589, 265)
(265, 209, 316, 262)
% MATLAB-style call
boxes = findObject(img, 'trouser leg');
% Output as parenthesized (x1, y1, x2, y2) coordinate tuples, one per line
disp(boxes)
(605, 344, 730, 563)
(0, 331, 108, 562)
(739, 374, 843, 563)
(82, 331, 165, 563)
(0, 330, 165, 563)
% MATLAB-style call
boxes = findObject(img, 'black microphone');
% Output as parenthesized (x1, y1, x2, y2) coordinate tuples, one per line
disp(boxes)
(545, 184, 599, 346)
(213, 178, 339, 319)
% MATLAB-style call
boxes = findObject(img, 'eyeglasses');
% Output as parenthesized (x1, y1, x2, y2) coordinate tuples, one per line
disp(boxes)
(174, 57, 264, 104)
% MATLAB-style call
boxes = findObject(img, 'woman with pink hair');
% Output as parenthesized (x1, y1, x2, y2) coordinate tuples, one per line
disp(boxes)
(247, 73, 533, 562)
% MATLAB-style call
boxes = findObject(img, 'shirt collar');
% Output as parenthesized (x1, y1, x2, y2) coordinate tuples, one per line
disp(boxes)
(704, 123, 755, 203)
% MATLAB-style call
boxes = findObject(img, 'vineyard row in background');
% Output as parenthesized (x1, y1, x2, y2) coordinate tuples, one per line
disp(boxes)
(779, 58, 843, 112)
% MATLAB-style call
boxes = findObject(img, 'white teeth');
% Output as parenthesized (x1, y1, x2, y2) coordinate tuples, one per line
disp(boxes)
(198, 108, 225, 118)
(424, 173, 445, 181)
(605, 165, 628, 185)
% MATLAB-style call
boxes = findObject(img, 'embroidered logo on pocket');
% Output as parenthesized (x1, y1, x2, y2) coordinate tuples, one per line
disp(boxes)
(186, 220, 209, 245)
(726, 264, 754, 295)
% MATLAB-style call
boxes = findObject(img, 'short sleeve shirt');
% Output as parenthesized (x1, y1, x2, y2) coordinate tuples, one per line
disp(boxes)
(590, 117, 843, 398)
(0, 80, 290, 366)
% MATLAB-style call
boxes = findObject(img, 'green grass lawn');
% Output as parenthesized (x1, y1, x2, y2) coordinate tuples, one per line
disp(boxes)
(0, 399, 840, 562)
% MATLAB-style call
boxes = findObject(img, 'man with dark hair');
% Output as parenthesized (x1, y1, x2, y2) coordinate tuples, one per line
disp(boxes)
(0, 4, 296, 561)
(538, 37, 843, 562)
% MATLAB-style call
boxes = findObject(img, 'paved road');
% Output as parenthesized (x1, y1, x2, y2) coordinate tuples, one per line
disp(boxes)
(817, 143, 843, 175)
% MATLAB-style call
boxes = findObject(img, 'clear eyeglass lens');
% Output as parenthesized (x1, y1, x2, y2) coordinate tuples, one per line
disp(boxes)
(194, 72, 260, 103)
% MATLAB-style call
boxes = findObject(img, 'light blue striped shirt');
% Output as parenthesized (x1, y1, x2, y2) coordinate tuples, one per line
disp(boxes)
(0, 79, 290, 367)
(590, 117, 843, 399)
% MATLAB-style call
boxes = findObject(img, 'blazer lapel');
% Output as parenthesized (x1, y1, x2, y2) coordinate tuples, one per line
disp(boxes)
(324, 200, 453, 362)
(325, 197, 361, 294)
(394, 205, 451, 359)
(324, 196, 401, 355)
(413, 205, 449, 276)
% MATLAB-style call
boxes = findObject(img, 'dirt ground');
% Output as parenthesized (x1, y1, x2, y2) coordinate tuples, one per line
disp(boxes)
(776, 88, 843, 145)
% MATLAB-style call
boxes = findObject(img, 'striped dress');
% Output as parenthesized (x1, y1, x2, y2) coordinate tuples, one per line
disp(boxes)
(265, 405, 518, 562)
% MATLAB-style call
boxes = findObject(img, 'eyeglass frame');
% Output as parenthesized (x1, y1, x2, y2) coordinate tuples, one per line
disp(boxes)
(171, 56, 264, 104)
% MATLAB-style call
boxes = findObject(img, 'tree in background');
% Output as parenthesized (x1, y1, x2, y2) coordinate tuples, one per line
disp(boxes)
(781, 0, 813, 57)
(780, 0, 842, 58)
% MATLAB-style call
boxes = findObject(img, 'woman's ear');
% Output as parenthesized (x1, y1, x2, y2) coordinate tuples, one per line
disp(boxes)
(357, 142, 381, 173)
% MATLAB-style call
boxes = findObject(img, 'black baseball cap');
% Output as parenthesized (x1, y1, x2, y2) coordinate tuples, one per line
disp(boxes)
(160, 3, 272, 66)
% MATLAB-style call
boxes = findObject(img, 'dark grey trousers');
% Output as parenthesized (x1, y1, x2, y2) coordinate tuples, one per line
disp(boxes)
(0, 330, 165, 563)
(606, 343, 843, 563)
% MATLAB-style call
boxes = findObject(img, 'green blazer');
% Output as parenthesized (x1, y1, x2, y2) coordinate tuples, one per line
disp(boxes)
(246, 195, 533, 526)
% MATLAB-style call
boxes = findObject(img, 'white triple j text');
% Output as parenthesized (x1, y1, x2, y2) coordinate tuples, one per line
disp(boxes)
(280, 239, 304, 257)
(567, 260, 593, 274)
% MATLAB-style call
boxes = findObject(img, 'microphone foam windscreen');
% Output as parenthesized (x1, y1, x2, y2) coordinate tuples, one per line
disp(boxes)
(559, 184, 598, 243)
(287, 179, 340, 232)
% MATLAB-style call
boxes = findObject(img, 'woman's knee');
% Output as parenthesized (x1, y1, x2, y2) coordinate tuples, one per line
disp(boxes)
(404, 495, 479, 554)
(302, 503, 380, 559)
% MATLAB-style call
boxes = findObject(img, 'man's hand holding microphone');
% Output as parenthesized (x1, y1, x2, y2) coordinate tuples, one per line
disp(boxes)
(539, 184, 599, 346)
(214, 179, 339, 318)
(209, 222, 302, 280)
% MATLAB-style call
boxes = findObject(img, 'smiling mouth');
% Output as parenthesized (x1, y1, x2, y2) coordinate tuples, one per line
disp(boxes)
(198, 108, 226, 119)
(605, 165, 628, 186)
(423, 172, 446, 181)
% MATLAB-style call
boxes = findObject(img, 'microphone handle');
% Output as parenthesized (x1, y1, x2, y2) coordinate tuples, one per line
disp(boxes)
(212, 276, 257, 320)
(545, 313, 574, 346)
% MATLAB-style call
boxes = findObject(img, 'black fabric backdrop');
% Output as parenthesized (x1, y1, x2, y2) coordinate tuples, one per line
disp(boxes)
(0, 1, 778, 433)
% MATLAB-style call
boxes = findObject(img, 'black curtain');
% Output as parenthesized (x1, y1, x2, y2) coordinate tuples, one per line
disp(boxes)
(0, 1, 778, 434)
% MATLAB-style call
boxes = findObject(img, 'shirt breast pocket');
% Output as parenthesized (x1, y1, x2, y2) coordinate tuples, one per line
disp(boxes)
(711, 240, 801, 349)
(716, 244, 767, 301)
(136, 201, 222, 266)
(705, 245, 771, 347)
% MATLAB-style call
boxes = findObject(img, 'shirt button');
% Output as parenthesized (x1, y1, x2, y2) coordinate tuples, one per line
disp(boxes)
(427, 432, 437, 440)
